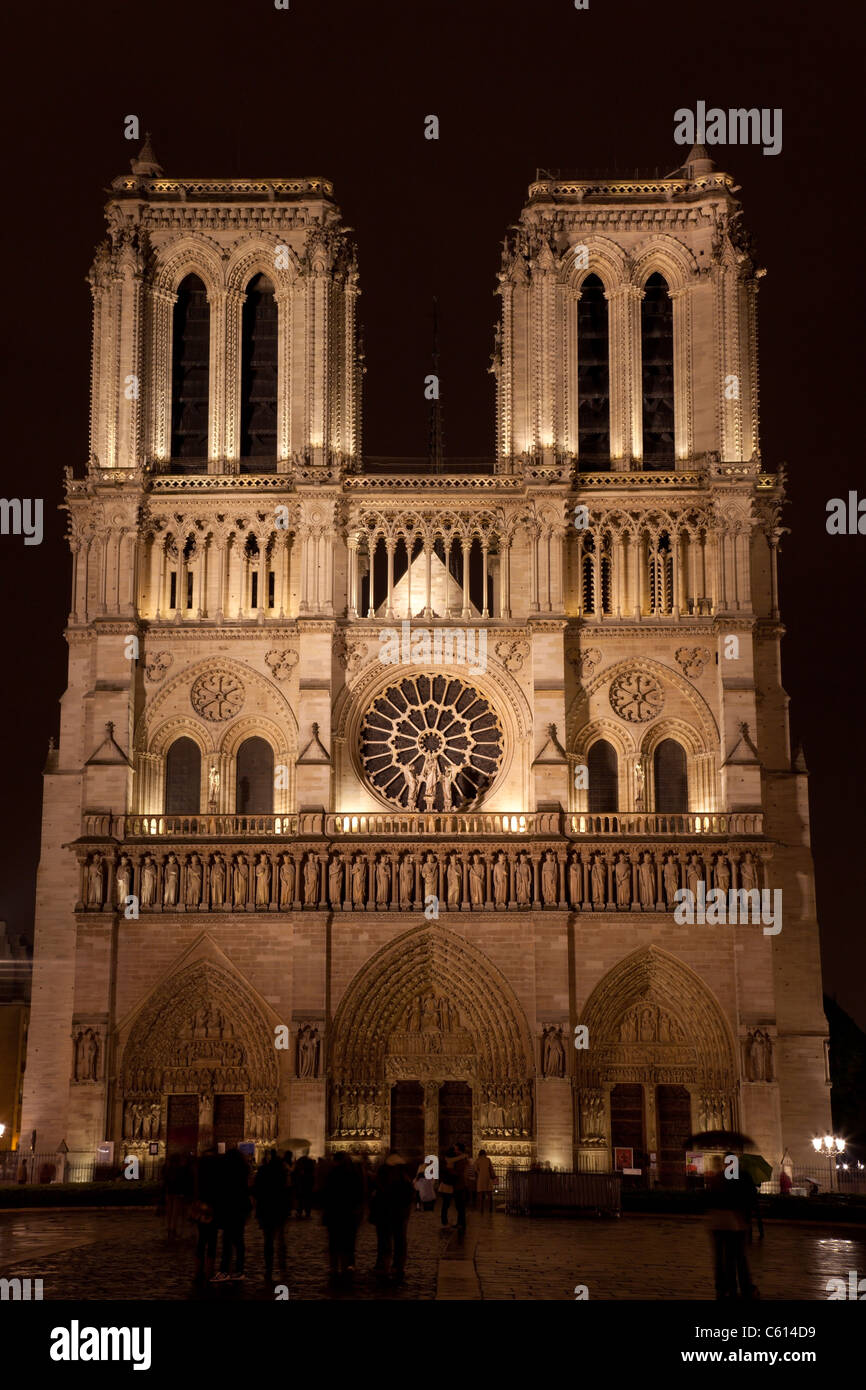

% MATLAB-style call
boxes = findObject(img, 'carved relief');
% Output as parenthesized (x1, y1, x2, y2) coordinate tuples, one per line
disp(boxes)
(609, 671, 664, 722)
(541, 1025, 566, 1078)
(675, 646, 712, 679)
(144, 651, 173, 682)
(744, 1028, 773, 1082)
(264, 649, 299, 681)
(190, 670, 245, 721)
(296, 1023, 321, 1078)
(334, 631, 369, 676)
(494, 638, 529, 673)
(72, 1027, 101, 1082)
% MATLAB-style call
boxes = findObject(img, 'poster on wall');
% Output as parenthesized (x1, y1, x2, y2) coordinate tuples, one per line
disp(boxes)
(614, 1146, 634, 1171)
(685, 1151, 705, 1176)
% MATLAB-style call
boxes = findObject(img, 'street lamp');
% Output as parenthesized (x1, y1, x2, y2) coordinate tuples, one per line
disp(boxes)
(812, 1135, 846, 1191)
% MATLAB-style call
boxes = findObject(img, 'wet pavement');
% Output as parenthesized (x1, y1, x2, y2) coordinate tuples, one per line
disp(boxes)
(1, 1205, 863, 1300)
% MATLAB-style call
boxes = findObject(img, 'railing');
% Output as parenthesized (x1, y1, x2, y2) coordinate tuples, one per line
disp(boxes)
(82, 809, 764, 842)
(567, 812, 763, 837)
(504, 1168, 622, 1215)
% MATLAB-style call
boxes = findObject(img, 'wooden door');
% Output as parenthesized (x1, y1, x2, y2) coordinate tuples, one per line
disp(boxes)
(166, 1094, 199, 1158)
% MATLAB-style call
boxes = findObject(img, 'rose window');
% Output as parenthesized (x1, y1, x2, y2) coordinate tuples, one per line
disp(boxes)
(359, 673, 504, 810)
(609, 671, 664, 723)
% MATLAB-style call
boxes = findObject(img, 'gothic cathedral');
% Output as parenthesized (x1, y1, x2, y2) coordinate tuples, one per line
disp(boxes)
(21, 138, 831, 1180)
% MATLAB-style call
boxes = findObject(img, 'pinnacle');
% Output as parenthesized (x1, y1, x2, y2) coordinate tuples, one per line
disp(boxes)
(130, 132, 163, 177)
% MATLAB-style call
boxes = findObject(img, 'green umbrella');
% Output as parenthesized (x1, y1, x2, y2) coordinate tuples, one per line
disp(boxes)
(740, 1152, 773, 1184)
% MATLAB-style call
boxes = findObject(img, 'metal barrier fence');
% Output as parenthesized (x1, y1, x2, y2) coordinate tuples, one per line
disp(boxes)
(0, 1153, 162, 1185)
(504, 1169, 622, 1216)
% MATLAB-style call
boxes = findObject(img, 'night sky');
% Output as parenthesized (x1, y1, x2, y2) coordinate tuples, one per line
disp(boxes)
(1, 0, 862, 1025)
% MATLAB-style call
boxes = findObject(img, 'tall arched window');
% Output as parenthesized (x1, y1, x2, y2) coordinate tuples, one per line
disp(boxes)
(165, 737, 201, 814)
(588, 739, 618, 811)
(578, 273, 610, 465)
(170, 275, 210, 464)
(654, 739, 688, 812)
(240, 273, 278, 466)
(236, 736, 274, 814)
(641, 272, 674, 467)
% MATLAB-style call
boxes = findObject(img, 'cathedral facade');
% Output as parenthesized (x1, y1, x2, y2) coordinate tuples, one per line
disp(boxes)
(20, 138, 831, 1180)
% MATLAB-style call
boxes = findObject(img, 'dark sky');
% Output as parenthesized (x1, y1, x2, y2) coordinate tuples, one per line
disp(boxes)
(1, 0, 863, 1025)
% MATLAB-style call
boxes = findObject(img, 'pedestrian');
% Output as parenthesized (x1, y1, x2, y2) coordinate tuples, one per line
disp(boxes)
(413, 1159, 436, 1212)
(452, 1142, 469, 1230)
(313, 1155, 330, 1210)
(191, 1146, 220, 1283)
(704, 1155, 759, 1300)
(293, 1152, 315, 1219)
(321, 1151, 364, 1279)
(439, 1147, 457, 1227)
(465, 1150, 478, 1209)
(162, 1151, 192, 1240)
(254, 1149, 290, 1284)
(282, 1150, 295, 1217)
(211, 1147, 252, 1283)
(476, 1149, 495, 1214)
(742, 1168, 764, 1241)
(779, 1169, 792, 1197)
(371, 1153, 415, 1283)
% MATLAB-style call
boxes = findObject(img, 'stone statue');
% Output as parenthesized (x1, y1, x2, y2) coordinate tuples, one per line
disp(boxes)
(591, 853, 605, 908)
(542, 1025, 566, 1077)
(493, 852, 508, 907)
(279, 855, 295, 907)
(255, 854, 271, 906)
(686, 853, 703, 898)
(446, 854, 461, 907)
(303, 854, 319, 905)
(515, 852, 532, 906)
(208, 762, 220, 805)
(116, 855, 132, 905)
(634, 757, 646, 808)
(402, 760, 418, 810)
(74, 1028, 99, 1081)
(352, 856, 366, 907)
(399, 854, 414, 907)
(233, 855, 248, 907)
(747, 1028, 772, 1082)
(329, 855, 343, 906)
(615, 852, 631, 907)
(541, 852, 557, 906)
(421, 854, 438, 900)
(186, 854, 202, 906)
(297, 1024, 319, 1078)
(469, 854, 485, 906)
(375, 856, 390, 907)
(568, 855, 580, 907)
(87, 854, 104, 908)
(140, 855, 157, 908)
(663, 854, 679, 907)
(715, 853, 731, 893)
(210, 853, 226, 906)
(163, 853, 179, 906)
(740, 852, 758, 891)
(638, 852, 655, 908)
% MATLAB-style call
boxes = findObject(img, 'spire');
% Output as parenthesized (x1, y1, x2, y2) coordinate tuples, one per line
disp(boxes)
(684, 143, 715, 177)
(130, 132, 163, 177)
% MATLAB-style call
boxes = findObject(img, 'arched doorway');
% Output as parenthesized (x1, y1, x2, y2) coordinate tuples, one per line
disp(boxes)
(118, 961, 279, 1156)
(328, 926, 536, 1167)
(575, 947, 738, 1184)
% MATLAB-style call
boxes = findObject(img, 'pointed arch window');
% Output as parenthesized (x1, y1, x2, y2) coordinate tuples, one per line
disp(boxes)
(588, 739, 618, 812)
(170, 274, 210, 465)
(654, 738, 688, 812)
(578, 273, 610, 466)
(236, 736, 274, 814)
(240, 273, 278, 468)
(641, 272, 674, 467)
(648, 531, 674, 615)
(165, 737, 201, 814)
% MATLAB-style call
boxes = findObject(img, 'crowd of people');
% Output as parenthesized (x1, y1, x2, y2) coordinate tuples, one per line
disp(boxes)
(161, 1143, 499, 1288)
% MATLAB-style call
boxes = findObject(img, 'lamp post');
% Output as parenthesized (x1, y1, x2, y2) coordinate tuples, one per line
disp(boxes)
(811, 1134, 845, 1192)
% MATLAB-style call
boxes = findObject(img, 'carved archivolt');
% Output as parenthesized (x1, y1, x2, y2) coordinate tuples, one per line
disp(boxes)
(575, 946, 737, 1092)
(329, 925, 535, 1088)
(134, 655, 299, 753)
(579, 656, 720, 752)
(120, 960, 279, 1100)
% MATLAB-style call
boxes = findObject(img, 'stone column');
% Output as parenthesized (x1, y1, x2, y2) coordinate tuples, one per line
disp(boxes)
(557, 850, 568, 910)
(532, 853, 541, 911)
(385, 540, 395, 620)
(423, 542, 433, 618)
(481, 543, 490, 618)
(461, 539, 472, 619)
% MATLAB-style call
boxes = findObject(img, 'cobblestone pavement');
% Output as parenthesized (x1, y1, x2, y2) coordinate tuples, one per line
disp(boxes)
(1, 1207, 863, 1301)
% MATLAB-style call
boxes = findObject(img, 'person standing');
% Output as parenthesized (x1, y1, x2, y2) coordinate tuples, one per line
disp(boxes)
(452, 1142, 469, 1231)
(439, 1147, 457, 1227)
(254, 1150, 290, 1284)
(704, 1156, 758, 1300)
(413, 1159, 436, 1212)
(475, 1149, 495, 1214)
(211, 1148, 252, 1283)
(371, 1153, 415, 1283)
(162, 1151, 192, 1240)
(191, 1146, 220, 1283)
(322, 1152, 364, 1279)
(293, 1152, 315, 1219)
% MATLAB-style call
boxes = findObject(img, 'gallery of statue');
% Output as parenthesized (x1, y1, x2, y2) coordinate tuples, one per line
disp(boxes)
(20, 138, 831, 1183)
